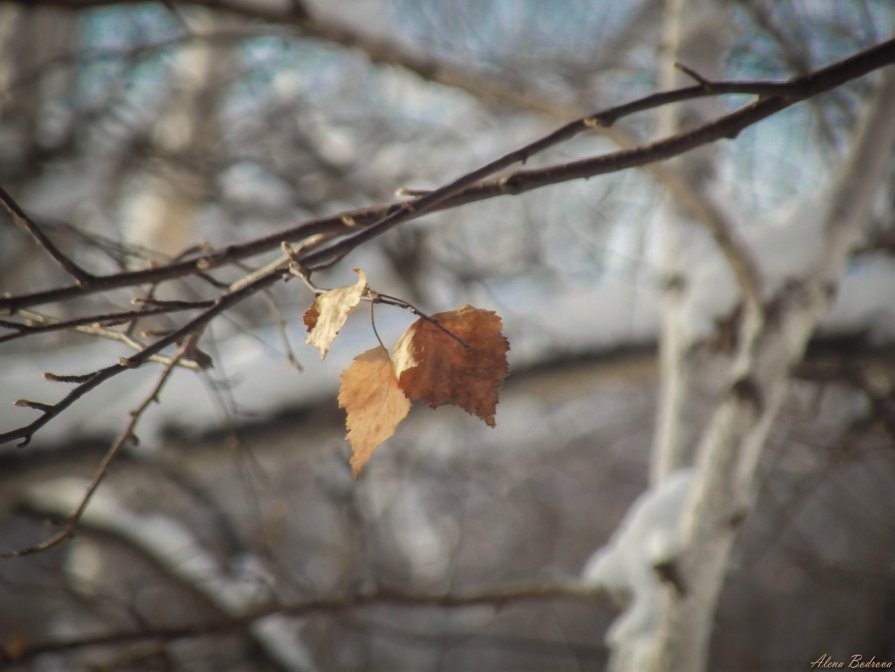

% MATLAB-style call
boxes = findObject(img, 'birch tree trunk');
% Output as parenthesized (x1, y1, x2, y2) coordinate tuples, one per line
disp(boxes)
(610, 2, 895, 669)
(650, 0, 735, 484)
(648, 64, 895, 672)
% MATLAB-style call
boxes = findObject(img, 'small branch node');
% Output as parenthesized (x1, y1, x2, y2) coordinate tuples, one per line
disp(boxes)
(97, 318, 129, 327)
(281, 241, 302, 263)
(283, 244, 324, 294)
(14, 399, 53, 413)
(675, 61, 713, 89)
(396, 187, 432, 198)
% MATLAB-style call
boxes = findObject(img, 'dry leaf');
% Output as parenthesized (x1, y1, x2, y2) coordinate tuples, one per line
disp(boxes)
(304, 269, 367, 358)
(338, 346, 411, 477)
(303, 306, 318, 332)
(392, 305, 509, 426)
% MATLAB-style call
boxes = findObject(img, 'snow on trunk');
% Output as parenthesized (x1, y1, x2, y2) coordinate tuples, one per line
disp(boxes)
(581, 469, 693, 663)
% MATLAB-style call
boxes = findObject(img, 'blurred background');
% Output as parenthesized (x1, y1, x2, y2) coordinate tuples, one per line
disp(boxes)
(1, 1, 894, 670)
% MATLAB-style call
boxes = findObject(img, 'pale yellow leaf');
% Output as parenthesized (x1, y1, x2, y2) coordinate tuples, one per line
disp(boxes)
(338, 346, 411, 477)
(303, 268, 367, 358)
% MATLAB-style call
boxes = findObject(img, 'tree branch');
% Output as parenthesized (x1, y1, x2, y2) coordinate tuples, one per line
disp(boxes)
(0, 334, 195, 558)
(2, 35, 893, 447)
(0, 185, 95, 285)
(5, 580, 604, 664)
(2, 35, 892, 314)
(0, 302, 214, 345)
(0, 267, 282, 446)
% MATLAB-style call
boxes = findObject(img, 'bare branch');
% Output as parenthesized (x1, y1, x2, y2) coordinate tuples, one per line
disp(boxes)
(291, 98, 772, 271)
(0, 302, 214, 345)
(372, 291, 470, 350)
(0, 309, 208, 372)
(0, 185, 95, 285)
(0, 334, 195, 558)
(1, 35, 892, 447)
(674, 61, 713, 88)
(231, 252, 305, 373)
(2, 36, 891, 315)
(7, 580, 604, 663)
(260, 291, 303, 373)
(0, 268, 281, 446)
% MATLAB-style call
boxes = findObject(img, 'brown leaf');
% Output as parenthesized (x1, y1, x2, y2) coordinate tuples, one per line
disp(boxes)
(304, 269, 367, 358)
(338, 346, 411, 477)
(392, 305, 509, 426)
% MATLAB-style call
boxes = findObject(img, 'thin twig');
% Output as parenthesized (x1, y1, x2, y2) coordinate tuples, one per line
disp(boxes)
(0, 335, 195, 558)
(283, 241, 325, 294)
(0, 185, 95, 285)
(260, 292, 303, 372)
(373, 292, 470, 350)
(0, 303, 213, 345)
(132, 297, 217, 310)
(1, 309, 205, 371)
(227, 253, 287, 293)
(159, 0, 195, 34)
(369, 299, 387, 353)
(77, 325, 204, 369)
(675, 61, 712, 88)
(8, 580, 603, 662)
(228, 251, 306, 372)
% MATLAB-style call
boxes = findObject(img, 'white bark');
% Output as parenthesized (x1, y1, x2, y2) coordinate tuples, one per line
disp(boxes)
(652, 67, 895, 672)
(650, 0, 736, 484)
(614, 5, 738, 664)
